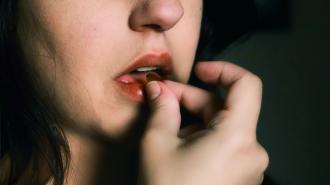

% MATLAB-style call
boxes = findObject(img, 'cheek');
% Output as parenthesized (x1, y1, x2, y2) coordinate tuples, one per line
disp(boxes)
(36, 3, 126, 63)
(169, 0, 203, 82)
(19, 1, 135, 128)
(18, 0, 203, 137)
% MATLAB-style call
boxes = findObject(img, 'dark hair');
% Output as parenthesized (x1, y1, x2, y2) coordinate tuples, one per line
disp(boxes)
(0, 1, 69, 185)
(0, 1, 256, 185)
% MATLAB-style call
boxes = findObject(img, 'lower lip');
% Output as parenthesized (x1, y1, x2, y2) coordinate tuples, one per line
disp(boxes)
(115, 81, 145, 102)
(115, 72, 163, 102)
(115, 52, 172, 102)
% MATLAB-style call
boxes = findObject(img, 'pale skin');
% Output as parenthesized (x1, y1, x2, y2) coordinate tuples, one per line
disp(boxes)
(140, 62, 268, 185)
(16, 0, 268, 184)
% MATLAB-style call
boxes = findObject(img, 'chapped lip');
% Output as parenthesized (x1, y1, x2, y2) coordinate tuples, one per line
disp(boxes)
(115, 52, 174, 79)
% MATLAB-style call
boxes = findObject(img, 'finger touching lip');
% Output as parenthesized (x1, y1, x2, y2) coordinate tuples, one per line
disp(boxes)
(114, 52, 174, 102)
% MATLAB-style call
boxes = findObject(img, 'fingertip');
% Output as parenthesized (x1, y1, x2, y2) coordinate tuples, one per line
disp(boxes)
(145, 81, 178, 102)
(144, 81, 182, 138)
(145, 81, 161, 100)
(162, 80, 183, 101)
(194, 62, 216, 82)
(194, 62, 217, 78)
(162, 80, 181, 91)
(194, 61, 214, 70)
(194, 61, 206, 73)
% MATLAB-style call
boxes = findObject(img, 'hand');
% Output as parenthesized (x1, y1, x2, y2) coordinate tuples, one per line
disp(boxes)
(138, 61, 269, 185)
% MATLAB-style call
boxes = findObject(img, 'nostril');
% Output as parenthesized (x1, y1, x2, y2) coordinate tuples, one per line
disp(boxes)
(144, 24, 164, 32)
(129, 0, 184, 32)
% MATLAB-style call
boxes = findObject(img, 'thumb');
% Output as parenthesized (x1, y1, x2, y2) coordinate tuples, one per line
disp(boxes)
(144, 81, 181, 138)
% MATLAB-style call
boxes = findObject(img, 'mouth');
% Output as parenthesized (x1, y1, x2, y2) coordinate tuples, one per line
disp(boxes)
(114, 52, 173, 102)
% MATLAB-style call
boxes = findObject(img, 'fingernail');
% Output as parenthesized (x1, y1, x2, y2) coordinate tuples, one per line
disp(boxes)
(145, 81, 161, 100)
(146, 72, 162, 82)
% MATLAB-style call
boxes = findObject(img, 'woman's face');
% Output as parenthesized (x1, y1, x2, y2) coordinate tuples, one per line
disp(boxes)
(18, 0, 203, 138)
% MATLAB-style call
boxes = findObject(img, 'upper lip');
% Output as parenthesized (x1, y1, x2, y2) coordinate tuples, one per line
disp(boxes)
(115, 52, 174, 79)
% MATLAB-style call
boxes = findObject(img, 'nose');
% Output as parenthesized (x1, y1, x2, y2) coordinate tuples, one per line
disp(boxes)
(129, 0, 184, 32)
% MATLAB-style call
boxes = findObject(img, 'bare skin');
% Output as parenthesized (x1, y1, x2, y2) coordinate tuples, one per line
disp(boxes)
(140, 62, 268, 185)
(16, 0, 268, 184)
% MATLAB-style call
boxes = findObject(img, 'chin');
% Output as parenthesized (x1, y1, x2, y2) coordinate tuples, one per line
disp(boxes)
(91, 102, 148, 141)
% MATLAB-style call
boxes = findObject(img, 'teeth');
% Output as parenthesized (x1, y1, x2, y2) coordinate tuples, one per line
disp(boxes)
(134, 66, 159, 72)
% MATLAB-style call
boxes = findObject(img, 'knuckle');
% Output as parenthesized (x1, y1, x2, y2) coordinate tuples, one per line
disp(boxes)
(222, 132, 269, 173)
(231, 139, 269, 172)
(246, 73, 263, 89)
(227, 133, 257, 152)
(255, 145, 270, 172)
(244, 72, 263, 89)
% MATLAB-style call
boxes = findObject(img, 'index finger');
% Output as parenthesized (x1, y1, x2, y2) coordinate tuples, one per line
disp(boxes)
(194, 61, 263, 133)
(163, 80, 222, 124)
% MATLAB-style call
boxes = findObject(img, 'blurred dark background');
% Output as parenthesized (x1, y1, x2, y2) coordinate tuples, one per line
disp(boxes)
(215, 0, 330, 184)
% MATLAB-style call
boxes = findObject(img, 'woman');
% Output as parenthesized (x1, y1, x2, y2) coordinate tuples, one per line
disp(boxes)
(0, 0, 268, 185)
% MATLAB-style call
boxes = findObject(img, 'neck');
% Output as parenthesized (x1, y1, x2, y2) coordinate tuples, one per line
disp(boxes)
(61, 129, 140, 185)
